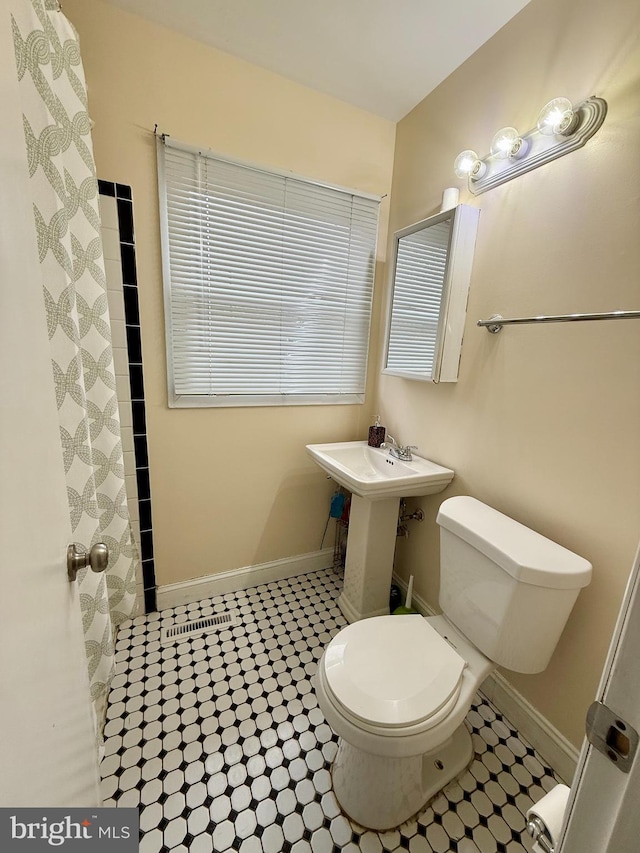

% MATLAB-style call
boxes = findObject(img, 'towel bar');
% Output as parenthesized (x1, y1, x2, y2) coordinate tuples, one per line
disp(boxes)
(478, 310, 640, 333)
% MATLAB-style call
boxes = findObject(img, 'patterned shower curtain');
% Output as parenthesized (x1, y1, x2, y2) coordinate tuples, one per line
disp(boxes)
(10, 0, 138, 734)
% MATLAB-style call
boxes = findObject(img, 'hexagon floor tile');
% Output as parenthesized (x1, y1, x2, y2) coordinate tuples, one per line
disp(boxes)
(101, 569, 560, 852)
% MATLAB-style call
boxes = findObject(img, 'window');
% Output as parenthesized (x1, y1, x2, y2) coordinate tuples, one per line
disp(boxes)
(157, 137, 381, 407)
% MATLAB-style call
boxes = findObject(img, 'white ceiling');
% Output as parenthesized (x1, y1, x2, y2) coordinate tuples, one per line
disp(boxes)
(102, 0, 532, 121)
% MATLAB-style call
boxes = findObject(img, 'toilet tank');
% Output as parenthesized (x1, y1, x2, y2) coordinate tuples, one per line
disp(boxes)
(436, 497, 592, 674)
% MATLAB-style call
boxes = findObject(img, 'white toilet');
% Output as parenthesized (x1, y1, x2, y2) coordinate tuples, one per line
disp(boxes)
(315, 496, 592, 830)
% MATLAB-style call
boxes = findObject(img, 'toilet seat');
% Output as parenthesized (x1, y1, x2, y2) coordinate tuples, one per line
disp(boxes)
(322, 615, 466, 730)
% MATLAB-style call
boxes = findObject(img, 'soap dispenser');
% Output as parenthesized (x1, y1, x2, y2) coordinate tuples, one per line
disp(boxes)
(368, 415, 386, 448)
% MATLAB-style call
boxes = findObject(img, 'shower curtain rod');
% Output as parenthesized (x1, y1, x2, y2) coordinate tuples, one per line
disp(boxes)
(478, 310, 640, 334)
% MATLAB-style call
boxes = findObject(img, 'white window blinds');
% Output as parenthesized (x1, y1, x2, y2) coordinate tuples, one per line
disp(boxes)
(157, 137, 380, 407)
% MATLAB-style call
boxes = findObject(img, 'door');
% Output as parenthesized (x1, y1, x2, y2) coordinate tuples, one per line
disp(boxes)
(558, 541, 640, 852)
(0, 0, 101, 807)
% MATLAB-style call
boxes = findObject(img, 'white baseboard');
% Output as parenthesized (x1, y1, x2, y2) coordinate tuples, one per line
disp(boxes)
(157, 548, 335, 612)
(480, 670, 579, 785)
(392, 572, 579, 784)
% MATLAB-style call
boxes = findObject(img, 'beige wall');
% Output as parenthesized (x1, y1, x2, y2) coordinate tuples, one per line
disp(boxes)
(376, 0, 640, 745)
(63, 0, 396, 586)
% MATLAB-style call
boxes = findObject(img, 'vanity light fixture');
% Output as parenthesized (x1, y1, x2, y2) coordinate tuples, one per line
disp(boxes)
(454, 95, 607, 195)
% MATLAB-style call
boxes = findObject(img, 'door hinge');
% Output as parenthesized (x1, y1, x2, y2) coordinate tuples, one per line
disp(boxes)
(586, 701, 638, 773)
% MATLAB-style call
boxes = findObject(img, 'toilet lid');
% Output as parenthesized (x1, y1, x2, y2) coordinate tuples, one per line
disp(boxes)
(323, 615, 466, 728)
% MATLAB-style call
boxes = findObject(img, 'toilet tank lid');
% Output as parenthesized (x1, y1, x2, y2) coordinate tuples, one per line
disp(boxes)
(437, 496, 592, 589)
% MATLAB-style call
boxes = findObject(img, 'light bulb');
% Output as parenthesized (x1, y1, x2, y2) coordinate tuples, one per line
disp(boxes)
(537, 97, 579, 137)
(454, 150, 486, 180)
(490, 127, 529, 160)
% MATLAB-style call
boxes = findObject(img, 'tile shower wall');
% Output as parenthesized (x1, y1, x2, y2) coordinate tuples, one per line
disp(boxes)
(99, 180, 157, 613)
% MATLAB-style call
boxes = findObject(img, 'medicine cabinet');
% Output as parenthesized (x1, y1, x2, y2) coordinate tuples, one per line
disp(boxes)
(382, 204, 479, 382)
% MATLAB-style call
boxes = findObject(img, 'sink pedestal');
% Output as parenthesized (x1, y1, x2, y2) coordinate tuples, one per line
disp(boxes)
(306, 441, 454, 622)
(337, 495, 399, 622)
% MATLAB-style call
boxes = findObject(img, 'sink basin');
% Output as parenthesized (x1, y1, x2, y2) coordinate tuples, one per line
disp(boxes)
(306, 440, 454, 500)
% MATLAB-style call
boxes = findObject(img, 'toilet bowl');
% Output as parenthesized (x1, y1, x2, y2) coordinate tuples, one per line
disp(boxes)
(316, 613, 493, 829)
(315, 496, 592, 830)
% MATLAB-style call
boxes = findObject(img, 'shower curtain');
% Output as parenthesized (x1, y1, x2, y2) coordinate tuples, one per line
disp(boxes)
(10, 0, 138, 735)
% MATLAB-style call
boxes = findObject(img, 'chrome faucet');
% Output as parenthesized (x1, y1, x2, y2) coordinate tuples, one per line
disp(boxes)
(383, 435, 418, 462)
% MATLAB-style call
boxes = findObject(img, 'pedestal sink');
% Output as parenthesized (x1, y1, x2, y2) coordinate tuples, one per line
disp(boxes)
(306, 441, 454, 622)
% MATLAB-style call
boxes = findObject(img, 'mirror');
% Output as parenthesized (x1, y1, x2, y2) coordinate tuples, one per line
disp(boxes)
(382, 204, 479, 383)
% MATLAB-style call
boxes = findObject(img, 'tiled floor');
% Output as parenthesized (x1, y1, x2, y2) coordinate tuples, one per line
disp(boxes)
(101, 569, 560, 853)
